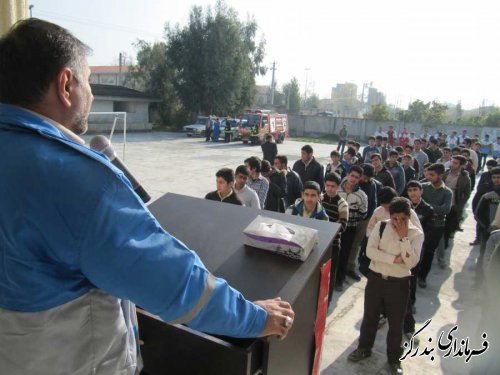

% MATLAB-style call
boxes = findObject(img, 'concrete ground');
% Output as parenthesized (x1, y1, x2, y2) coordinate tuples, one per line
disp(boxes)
(84, 131, 487, 375)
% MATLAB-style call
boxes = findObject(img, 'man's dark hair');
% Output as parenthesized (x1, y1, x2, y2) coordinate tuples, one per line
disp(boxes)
(464, 138, 472, 145)
(325, 172, 341, 185)
(265, 133, 273, 141)
(402, 154, 413, 161)
(361, 163, 374, 178)
(275, 154, 288, 166)
(405, 144, 414, 151)
(378, 186, 398, 204)
(491, 167, 500, 176)
(301, 145, 313, 154)
(395, 146, 403, 153)
(303, 181, 321, 195)
(216, 168, 235, 183)
(368, 136, 376, 141)
(486, 159, 498, 167)
(382, 136, 388, 141)
(389, 197, 411, 216)
(389, 150, 399, 157)
(235, 165, 249, 177)
(355, 142, 361, 149)
(427, 163, 445, 175)
(442, 147, 451, 152)
(430, 138, 438, 145)
(261, 160, 272, 174)
(452, 155, 467, 166)
(347, 140, 356, 146)
(414, 139, 421, 145)
(376, 135, 383, 141)
(350, 165, 363, 177)
(461, 149, 471, 156)
(330, 150, 341, 158)
(345, 148, 356, 157)
(0, 18, 91, 107)
(244, 156, 261, 173)
(407, 180, 423, 190)
(370, 153, 382, 161)
(452, 147, 462, 153)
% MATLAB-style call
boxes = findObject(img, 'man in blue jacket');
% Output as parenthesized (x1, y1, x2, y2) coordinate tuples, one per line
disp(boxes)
(0, 19, 294, 375)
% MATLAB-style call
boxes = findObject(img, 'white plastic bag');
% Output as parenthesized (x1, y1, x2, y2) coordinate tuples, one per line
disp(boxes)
(243, 215, 319, 261)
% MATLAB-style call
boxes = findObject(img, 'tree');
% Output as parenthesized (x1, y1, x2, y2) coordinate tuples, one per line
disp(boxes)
(425, 101, 448, 125)
(127, 41, 179, 125)
(165, 1, 266, 116)
(456, 101, 463, 121)
(484, 109, 500, 127)
(397, 99, 448, 125)
(304, 94, 320, 109)
(282, 78, 301, 114)
(363, 103, 390, 121)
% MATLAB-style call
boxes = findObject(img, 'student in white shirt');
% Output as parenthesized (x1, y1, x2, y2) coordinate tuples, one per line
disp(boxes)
(348, 198, 423, 375)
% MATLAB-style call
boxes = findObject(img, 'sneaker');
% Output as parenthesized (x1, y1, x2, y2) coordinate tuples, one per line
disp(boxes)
(346, 270, 362, 282)
(347, 348, 371, 362)
(388, 362, 403, 375)
(403, 331, 420, 347)
(418, 278, 427, 288)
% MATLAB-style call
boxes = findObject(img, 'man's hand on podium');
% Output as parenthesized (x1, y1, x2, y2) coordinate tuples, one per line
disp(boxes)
(254, 297, 295, 340)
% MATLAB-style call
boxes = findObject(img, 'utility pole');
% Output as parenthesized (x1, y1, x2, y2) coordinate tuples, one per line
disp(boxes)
(270, 61, 276, 106)
(29, 5, 34, 18)
(304, 68, 310, 101)
(118, 52, 122, 86)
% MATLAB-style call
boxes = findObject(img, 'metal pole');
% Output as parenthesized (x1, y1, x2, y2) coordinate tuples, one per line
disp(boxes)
(270, 61, 276, 106)
(29, 5, 34, 18)
(304, 68, 310, 101)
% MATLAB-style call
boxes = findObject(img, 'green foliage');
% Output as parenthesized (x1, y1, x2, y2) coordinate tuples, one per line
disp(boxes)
(364, 103, 390, 121)
(304, 94, 320, 109)
(127, 41, 179, 125)
(165, 0, 266, 116)
(484, 109, 500, 127)
(282, 78, 301, 114)
(397, 99, 448, 125)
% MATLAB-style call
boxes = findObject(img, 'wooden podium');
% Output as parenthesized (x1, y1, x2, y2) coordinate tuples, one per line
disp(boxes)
(139, 193, 339, 375)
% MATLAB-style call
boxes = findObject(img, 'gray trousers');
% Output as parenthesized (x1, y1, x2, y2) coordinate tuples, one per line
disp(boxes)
(348, 219, 369, 272)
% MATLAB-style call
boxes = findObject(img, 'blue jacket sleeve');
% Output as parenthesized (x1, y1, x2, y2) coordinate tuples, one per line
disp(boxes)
(78, 179, 267, 338)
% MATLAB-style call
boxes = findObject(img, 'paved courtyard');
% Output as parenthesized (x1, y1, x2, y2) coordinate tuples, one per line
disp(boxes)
(84, 131, 487, 375)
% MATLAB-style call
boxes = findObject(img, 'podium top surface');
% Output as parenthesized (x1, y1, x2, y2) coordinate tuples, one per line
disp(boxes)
(148, 193, 339, 304)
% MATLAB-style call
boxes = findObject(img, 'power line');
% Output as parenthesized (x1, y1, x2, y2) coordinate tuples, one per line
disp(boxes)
(36, 9, 163, 39)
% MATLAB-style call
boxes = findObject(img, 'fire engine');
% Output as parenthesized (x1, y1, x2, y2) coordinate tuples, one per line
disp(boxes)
(238, 109, 288, 145)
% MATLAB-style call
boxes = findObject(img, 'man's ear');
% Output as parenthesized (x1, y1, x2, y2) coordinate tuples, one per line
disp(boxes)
(55, 68, 74, 108)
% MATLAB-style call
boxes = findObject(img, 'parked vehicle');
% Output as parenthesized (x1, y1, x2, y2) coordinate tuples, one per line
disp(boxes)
(238, 109, 288, 145)
(183, 116, 211, 137)
(183, 116, 240, 141)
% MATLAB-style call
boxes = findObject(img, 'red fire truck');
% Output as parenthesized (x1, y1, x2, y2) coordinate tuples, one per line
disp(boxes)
(238, 109, 288, 145)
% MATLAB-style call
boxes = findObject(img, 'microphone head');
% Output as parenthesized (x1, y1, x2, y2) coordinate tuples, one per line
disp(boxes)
(89, 135, 116, 160)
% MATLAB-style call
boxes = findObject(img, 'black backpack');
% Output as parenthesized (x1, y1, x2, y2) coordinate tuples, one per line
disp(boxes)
(358, 221, 387, 277)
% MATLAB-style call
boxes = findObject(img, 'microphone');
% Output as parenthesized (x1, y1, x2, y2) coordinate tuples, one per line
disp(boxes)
(89, 135, 151, 203)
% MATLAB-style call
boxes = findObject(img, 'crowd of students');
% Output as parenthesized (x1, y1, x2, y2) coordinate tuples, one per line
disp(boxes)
(203, 129, 500, 375)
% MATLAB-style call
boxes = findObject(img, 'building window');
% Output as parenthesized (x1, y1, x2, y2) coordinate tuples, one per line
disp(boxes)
(113, 102, 136, 113)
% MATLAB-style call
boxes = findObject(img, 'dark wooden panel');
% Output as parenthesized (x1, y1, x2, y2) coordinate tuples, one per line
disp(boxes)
(140, 193, 339, 374)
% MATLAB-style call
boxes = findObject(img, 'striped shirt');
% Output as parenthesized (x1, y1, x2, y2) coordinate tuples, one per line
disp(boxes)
(247, 174, 269, 209)
(322, 193, 349, 246)
(338, 182, 368, 227)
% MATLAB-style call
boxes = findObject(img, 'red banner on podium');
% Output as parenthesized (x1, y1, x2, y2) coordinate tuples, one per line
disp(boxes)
(311, 259, 331, 375)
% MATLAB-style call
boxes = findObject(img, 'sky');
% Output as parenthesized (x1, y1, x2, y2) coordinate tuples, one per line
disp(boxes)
(30, 0, 499, 110)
